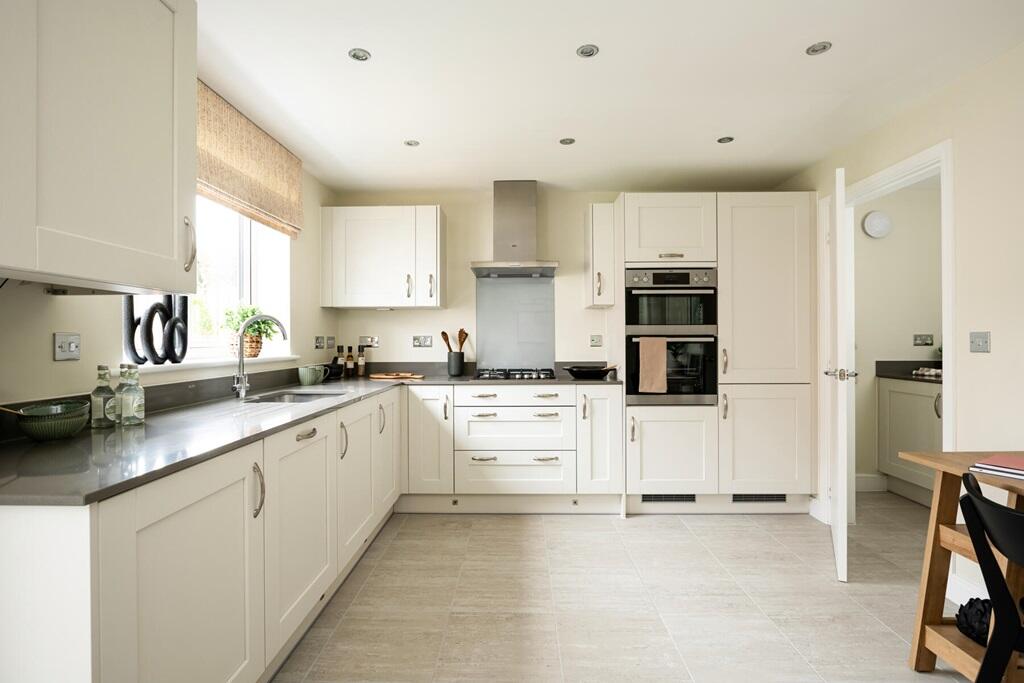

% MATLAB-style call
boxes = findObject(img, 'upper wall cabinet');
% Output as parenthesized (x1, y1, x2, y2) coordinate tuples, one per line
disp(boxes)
(717, 192, 813, 384)
(0, 0, 198, 295)
(322, 205, 445, 308)
(624, 193, 717, 263)
(584, 203, 615, 308)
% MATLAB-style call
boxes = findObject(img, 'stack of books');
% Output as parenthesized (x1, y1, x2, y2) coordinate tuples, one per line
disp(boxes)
(970, 454, 1024, 481)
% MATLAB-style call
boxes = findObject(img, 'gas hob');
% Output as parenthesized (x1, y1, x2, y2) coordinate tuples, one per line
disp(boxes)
(475, 368, 556, 381)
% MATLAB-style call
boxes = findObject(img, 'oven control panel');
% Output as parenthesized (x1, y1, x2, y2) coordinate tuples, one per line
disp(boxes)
(625, 269, 716, 287)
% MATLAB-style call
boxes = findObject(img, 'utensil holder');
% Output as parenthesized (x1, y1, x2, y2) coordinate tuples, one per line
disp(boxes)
(448, 351, 464, 377)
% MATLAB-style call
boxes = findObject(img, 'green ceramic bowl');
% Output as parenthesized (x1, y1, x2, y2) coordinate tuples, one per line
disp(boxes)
(17, 399, 90, 442)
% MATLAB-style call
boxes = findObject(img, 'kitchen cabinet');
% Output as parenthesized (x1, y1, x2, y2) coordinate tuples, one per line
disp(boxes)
(585, 203, 615, 307)
(577, 385, 624, 494)
(407, 385, 455, 494)
(718, 384, 811, 494)
(321, 205, 445, 308)
(337, 399, 376, 570)
(624, 193, 717, 263)
(877, 378, 941, 490)
(97, 442, 266, 683)
(372, 388, 402, 516)
(262, 414, 337, 657)
(455, 406, 577, 451)
(1, 0, 198, 294)
(717, 192, 812, 384)
(626, 406, 718, 494)
(455, 451, 577, 494)
(454, 384, 575, 407)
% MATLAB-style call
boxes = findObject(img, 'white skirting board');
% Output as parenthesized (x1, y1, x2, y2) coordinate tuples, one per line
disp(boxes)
(396, 494, 811, 515)
(946, 567, 988, 608)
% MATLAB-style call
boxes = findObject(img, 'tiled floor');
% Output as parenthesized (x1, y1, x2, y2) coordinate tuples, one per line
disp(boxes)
(272, 492, 967, 682)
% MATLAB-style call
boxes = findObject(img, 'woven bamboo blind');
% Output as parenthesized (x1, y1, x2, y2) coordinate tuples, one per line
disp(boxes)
(197, 80, 303, 237)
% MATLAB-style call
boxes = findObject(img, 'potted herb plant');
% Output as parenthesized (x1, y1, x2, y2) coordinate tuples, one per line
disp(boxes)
(225, 305, 278, 359)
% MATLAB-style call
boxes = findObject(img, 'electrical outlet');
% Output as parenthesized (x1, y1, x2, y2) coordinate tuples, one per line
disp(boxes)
(359, 336, 380, 348)
(314, 336, 325, 350)
(53, 332, 81, 361)
(412, 335, 432, 348)
(590, 334, 603, 348)
(970, 331, 991, 353)
(326, 336, 336, 348)
(913, 334, 934, 347)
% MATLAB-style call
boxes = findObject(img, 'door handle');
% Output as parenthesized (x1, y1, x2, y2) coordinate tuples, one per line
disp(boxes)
(406, 274, 412, 298)
(443, 394, 449, 420)
(722, 393, 729, 420)
(824, 369, 839, 377)
(722, 348, 728, 375)
(533, 456, 560, 462)
(378, 404, 386, 434)
(296, 427, 318, 441)
(533, 412, 560, 418)
(596, 271, 603, 296)
(658, 252, 686, 258)
(473, 412, 497, 418)
(471, 455, 498, 462)
(934, 392, 942, 419)
(581, 394, 588, 420)
(183, 216, 197, 272)
(339, 421, 349, 459)
(252, 462, 265, 518)
(630, 416, 637, 442)
(472, 393, 497, 398)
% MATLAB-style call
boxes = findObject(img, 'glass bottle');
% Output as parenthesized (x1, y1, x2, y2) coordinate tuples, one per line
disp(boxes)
(357, 345, 366, 377)
(120, 364, 146, 426)
(90, 365, 115, 428)
(345, 346, 355, 378)
(105, 364, 128, 425)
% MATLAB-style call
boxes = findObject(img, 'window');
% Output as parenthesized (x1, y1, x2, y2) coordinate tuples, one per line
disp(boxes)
(130, 195, 290, 362)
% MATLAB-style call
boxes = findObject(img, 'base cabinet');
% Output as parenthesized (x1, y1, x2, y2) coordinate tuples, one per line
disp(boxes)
(98, 442, 266, 683)
(718, 384, 811, 494)
(877, 378, 941, 490)
(577, 385, 624, 494)
(626, 406, 719, 494)
(407, 385, 454, 494)
(337, 399, 376, 569)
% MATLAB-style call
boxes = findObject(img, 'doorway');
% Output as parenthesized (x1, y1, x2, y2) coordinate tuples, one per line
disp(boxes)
(818, 141, 956, 582)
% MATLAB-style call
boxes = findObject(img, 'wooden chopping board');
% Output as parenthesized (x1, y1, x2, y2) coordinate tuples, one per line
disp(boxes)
(369, 372, 424, 381)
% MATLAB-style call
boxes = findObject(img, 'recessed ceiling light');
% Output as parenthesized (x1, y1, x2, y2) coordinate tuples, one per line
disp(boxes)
(576, 44, 599, 58)
(559, 138, 576, 145)
(717, 136, 735, 144)
(348, 48, 371, 62)
(403, 139, 420, 147)
(805, 41, 832, 56)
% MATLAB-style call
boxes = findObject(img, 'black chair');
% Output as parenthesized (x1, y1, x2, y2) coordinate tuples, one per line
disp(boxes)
(960, 473, 1024, 683)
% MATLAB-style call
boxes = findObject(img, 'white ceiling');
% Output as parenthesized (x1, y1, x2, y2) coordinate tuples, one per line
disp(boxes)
(197, 0, 1024, 192)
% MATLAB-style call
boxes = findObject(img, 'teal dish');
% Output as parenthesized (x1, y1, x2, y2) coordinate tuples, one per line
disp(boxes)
(17, 400, 90, 442)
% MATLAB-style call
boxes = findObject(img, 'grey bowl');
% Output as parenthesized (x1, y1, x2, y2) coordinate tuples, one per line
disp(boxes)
(17, 400, 90, 441)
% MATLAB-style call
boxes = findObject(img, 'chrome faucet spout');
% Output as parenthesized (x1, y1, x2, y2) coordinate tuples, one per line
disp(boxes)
(234, 314, 289, 399)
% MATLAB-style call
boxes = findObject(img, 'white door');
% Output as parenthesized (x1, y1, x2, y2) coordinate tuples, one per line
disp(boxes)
(263, 415, 337, 657)
(577, 385, 624, 494)
(624, 193, 717, 263)
(372, 389, 401, 517)
(414, 205, 442, 307)
(31, 0, 197, 294)
(718, 192, 812, 384)
(626, 406, 718, 494)
(585, 203, 615, 307)
(337, 400, 375, 569)
(408, 385, 454, 494)
(97, 443, 265, 683)
(325, 206, 417, 307)
(718, 385, 812, 494)
(825, 168, 853, 583)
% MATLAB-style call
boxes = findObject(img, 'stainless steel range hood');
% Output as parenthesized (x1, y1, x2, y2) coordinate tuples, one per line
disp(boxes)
(471, 180, 559, 278)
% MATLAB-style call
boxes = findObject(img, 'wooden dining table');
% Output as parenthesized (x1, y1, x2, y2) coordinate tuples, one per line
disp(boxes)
(900, 450, 1024, 682)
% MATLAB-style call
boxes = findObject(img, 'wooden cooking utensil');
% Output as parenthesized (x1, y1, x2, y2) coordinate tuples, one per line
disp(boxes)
(0, 405, 21, 416)
(457, 328, 468, 351)
(441, 331, 453, 352)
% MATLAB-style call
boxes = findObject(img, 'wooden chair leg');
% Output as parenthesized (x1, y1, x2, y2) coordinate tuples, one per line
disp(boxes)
(911, 470, 963, 671)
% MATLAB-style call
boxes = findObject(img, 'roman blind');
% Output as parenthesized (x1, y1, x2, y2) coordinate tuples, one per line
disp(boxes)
(196, 80, 303, 237)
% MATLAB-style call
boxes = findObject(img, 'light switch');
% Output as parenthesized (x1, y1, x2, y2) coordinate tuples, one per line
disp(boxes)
(970, 331, 991, 353)
(590, 334, 603, 348)
(54, 332, 81, 361)
(314, 336, 325, 350)
(326, 336, 336, 348)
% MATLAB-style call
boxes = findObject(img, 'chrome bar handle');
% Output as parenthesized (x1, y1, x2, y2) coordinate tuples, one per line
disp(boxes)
(443, 394, 449, 420)
(581, 394, 588, 420)
(722, 348, 729, 374)
(658, 252, 686, 258)
(339, 421, 349, 459)
(472, 393, 498, 398)
(534, 392, 559, 398)
(378, 404, 386, 434)
(252, 463, 265, 518)
(722, 393, 729, 420)
(533, 412, 560, 418)
(471, 455, 498, 462)
(630, 416, 636, 442)
(533, 456, 560, 462)
(296, 427, 318, 441)
(183, 216, 197, 272)
(473, 412, 498, 418)
(596, 271, 603, 296)
(429, 273, 434, 299)
(406, 274, 412, 298)
(934, 392, 942, 419)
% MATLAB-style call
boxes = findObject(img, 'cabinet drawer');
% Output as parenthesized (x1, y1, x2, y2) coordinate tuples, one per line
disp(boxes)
(455, 407, 576, 451)
(264, 413, 335, 455)
(455, 451, 576, 494)
(454, 384, 575, 406)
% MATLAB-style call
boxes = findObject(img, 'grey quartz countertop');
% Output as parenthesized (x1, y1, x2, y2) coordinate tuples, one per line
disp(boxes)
(0, 376, 620, 506)
(875, 371, 943, 384)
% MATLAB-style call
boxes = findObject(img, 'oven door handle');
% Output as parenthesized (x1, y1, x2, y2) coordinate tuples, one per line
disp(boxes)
(628, 289, 716, 295)
(630, 337, 716, 343)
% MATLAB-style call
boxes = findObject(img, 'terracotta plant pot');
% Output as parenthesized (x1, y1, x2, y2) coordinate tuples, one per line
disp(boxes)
(231, 334, 263, 359)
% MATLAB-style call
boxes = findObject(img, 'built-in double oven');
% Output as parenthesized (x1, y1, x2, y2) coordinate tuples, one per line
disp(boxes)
(625, 268, 718, 405)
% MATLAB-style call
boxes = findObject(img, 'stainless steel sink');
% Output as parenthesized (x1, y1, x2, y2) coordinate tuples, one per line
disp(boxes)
(244, 391, 338, 404)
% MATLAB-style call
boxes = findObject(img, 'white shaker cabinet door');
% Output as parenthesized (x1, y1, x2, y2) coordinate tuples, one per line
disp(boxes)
(408, 385, 455, 494)
(624, 193, 717, 263)
(372, 388, 402, 520)
(717, 192, 812, 384)
(323, 206, 417, 307)
(585, 203, 616, 307)
(877, 378, 941, 490)
(414, 205, 445, 307)
(718, 384, 811, 494)
(97, 442, 265, 683)
(577, 385, 624, 494)
(263, 414, 338, 658)
(337, 399, 376, 570)
(626, 406, 718, 494)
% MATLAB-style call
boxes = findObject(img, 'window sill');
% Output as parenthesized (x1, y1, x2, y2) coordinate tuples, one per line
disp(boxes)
(137, 354, 301, 375)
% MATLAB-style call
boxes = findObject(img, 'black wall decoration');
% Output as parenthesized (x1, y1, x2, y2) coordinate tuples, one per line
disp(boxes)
(123, 296, 189, 365)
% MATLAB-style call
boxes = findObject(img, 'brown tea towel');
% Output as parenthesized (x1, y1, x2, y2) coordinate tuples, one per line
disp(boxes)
(638, 337, 667, 393)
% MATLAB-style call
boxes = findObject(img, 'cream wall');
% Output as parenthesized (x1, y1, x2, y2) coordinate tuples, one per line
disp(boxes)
(0, 171, 338, 404)
(329, 187, 619, 365)
(854, 183, 942, 474)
